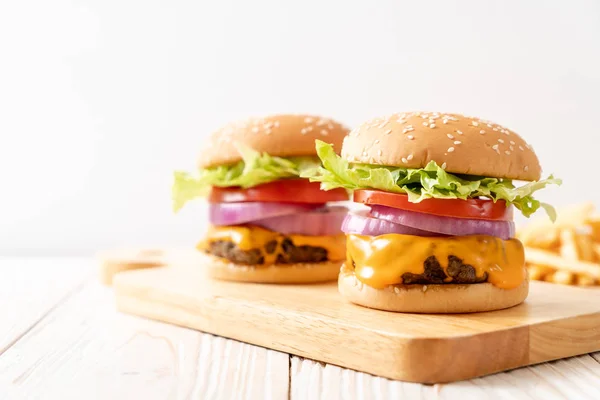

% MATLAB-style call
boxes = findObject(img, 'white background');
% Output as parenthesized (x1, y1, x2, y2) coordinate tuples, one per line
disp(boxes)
(0, 1, 598, 256)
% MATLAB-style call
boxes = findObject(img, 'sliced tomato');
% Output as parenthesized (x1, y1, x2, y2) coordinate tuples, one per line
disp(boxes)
(353, 190, 513, 221)
(209, 179, 349, 204)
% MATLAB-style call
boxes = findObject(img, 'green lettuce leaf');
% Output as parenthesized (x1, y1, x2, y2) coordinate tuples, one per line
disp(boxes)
(303, 140, 562, 220)
(172, 143, 321, 212)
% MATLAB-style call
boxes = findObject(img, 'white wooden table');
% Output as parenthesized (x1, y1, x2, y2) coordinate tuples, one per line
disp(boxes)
(2, 258, 600, 399)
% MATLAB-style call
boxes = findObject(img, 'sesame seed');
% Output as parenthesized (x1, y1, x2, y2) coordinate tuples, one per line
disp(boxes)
(441, 162, 447, 169)
(510, 140, 515, 145)
(304, 117, 314, 123)
(407, 135, 414, 140)
(429, 123, 436, 128)
(447, 133, 454, 139)
(378, 149, 383, 156)
(519, 145, 524, 151)
(498, 139, 504, 143)
(480, 130, 486, 134)
(493, 128, 498, 131)
(510, 145, 514, 151)
(456, 130, 463, 135)
(300, 128, 308, 135)
(327, 123, 334, 130)
(492, 144, 499, 153)
(320, 129, 328, 136)
(374, 139, 380, 144)
(407, 154, 414, 161)
(448, 147, 455, 153)
(487, 124, 493, 128)
(394, 287, 400, 294)
(251, 127, 259, 133)
(402, 157, 408, 163)
(265, 129, 272, 135)
(524, 166, 529, 172)
(422, 122, 428, 126)
(505, 150, 511, 155)
(454, 140, 461, 145)
(385, 129, 392, 135)
(443, 119, 448, 124)
(306, 126, 313, 131)
(471, 121, 479, 127)
(422, 285, 428, 292)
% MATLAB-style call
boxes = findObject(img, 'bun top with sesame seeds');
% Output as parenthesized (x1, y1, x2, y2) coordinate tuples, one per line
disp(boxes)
(341, 111, 542, 181)
(198, 114, 349, 168)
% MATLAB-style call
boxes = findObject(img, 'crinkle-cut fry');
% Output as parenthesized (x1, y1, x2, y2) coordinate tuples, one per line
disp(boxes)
(525, 247, 600, 279)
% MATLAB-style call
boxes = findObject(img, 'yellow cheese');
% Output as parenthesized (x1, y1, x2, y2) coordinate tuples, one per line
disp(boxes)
(346, 233, 526, 289)
(199, 225, 346, 265)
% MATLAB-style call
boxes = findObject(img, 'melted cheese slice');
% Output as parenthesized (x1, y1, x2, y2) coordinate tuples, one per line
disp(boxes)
(199, 225, 346, 265)
(346, 233, 525, 289)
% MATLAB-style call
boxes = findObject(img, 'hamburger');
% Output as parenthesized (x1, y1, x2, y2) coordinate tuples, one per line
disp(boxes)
(306, 111, 561, 313)
(172, 114, 350, 283)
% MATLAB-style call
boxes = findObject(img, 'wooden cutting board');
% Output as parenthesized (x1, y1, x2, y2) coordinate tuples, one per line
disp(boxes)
(113, 264, 600, 383)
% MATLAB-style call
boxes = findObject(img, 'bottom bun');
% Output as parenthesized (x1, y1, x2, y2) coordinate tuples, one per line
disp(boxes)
(203, 253, 342, 283)
(338, 265, 529, 313)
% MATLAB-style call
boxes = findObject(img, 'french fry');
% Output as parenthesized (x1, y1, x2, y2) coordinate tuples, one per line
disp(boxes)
(593, 244, 600, 262)
(527, 264, 554, 281)
(559, 229, 579, 260)
(517, 202, 595, 247)
(546, 270, 575, 285)
(574, 232, 595, 262)
(587, 215, 600, 243)
(575, 274, 596, 286)
(525, 247, 600, 279)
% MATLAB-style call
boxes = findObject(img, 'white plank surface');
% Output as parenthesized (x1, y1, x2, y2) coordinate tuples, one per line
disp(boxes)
(0, 279, 289, 400)
(0, 257, 91, 354)
(291, 355, 600, 400)
(2, 257, 600, 400)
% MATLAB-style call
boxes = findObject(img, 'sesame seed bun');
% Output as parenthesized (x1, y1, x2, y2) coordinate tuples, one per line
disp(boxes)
(199, 114, 349, 169)
(338, 264, 529, 313)
(342, 112, 541, 181)
(202, 252, 342, 283)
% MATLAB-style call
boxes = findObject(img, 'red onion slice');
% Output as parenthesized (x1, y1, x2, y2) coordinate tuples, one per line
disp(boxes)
(370, 205, 515, 239)
(209, 202, 321, 226)
(255, 206, 348, 236)
(341, 211, 437, 236)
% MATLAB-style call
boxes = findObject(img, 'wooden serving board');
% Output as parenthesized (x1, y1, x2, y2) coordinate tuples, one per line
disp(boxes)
(113, 265, 600, 383)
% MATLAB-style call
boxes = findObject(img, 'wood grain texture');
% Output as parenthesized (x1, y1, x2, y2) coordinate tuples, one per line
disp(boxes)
(0, 280, 289, 400)
(0, 257, 91, 354)
(114, 266, 600, 383)
(292, 354, 600, 400)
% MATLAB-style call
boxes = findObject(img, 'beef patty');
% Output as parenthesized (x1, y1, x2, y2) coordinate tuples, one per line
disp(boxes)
(401, 255, 488, 284)
(208, 239, 329, 265)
